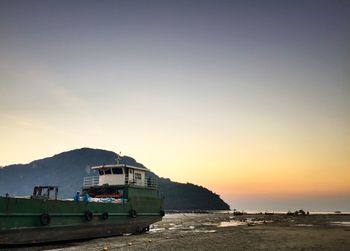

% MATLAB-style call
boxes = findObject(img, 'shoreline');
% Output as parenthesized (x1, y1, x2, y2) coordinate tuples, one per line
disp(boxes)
(165, 210, 350, 215)
(3, 212, 350, 251)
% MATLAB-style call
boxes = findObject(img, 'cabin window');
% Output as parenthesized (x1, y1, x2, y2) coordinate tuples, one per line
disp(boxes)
(135, 173, 142, 180)
(112, 168, 123, 174)
(99, 170, 105, 175)
(112, 167, 123, 174)
(105, 169, 112, 175)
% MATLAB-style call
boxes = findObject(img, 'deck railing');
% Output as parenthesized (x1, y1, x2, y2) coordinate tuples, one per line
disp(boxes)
(145, 177, 158, 189)
(83, 176, 99, 187)
(82, 175, 158, 189)
(125, 177, 158, 189)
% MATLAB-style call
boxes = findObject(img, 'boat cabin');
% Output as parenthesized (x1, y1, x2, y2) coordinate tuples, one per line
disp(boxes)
(86, 164, 148, 187)
(82, 163, 157, 198)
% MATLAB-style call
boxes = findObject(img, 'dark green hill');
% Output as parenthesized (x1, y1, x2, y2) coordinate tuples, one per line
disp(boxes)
(159, 178, 229, 210)
(0, 148, 230, 210)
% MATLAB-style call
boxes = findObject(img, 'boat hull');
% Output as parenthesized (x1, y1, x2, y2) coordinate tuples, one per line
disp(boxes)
(0, 216, 161, 245)
(0, 186, 164, 245)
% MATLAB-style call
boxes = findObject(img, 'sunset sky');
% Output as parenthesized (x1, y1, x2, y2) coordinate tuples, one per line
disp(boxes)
(1, 0, 349, 210)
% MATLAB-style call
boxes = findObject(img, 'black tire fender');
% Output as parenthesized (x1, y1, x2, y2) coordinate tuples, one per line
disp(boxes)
(129, 209, 137, 218)
(160, 210, 165, 216)
(85, 210, 93, 221)
(40, 213, 51, 225)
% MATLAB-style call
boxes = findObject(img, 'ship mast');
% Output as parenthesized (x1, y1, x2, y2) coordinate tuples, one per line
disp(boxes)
(116, 152, 122, 164)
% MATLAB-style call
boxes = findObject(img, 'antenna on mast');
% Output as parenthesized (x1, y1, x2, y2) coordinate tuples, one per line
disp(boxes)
(116, 152, 122, 164)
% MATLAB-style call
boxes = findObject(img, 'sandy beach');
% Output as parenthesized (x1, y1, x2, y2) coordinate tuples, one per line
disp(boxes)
(4, 212, 350, 251)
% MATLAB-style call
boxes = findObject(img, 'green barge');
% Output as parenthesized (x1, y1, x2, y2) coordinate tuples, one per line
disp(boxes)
(0, 163, 164, 245)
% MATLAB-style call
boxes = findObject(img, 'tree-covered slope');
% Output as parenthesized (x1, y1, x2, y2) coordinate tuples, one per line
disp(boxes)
(159, 178, 229, 210)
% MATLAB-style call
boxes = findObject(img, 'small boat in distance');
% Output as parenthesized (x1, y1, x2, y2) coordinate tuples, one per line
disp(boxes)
(0, 162, 164, 245)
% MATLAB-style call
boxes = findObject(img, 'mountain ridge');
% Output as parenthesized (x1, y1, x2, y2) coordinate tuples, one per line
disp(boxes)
(0, 148, 230, 210)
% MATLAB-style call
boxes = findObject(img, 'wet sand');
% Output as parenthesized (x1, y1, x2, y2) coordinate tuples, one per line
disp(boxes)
(4, 213, 350, 251)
